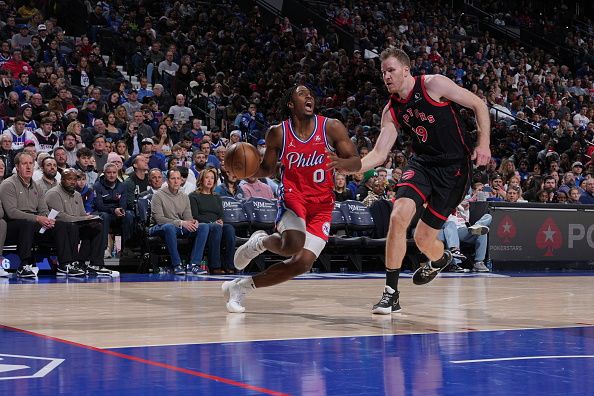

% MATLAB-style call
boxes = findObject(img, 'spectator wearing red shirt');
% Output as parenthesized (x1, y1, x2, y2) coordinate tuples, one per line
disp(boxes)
(2, 49, 32, 76)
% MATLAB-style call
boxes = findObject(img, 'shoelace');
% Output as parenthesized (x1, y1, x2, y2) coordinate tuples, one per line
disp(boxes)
(379, 291, 392, 305)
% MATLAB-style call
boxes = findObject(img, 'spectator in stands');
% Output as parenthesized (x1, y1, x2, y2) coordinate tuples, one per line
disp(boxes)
(505, 185, 524, 203)
(568, 187, 582, 204)
(145, 168, 164, 195)
(487, 173, 507, 200)
(227, 130, 241, 148)
(14, 72, 36, 100)
(34, 155, 58, 194)
(356, 169, 377, 201)
(236, 102, 267, 145)
(579, 179, 594, 204)
(32, 117, 58, 153)
(241, 175, 274, 200)
(3, 49, 32, 76)
(94, 162, 134, 258)
(45, 168, 115, 276)
(137, 77, 153, 103)
(0, 152, 54, 278)
(132, 110, 154, 138)
(333, 173, 353, 202)
(440, 202, 492, 273)
(200, 140, 220, 169)
(151, 84, 173, 111)
(91, 134, 108, 171)
(107, 152, 127, 182)
(558, 172, 581, 195)
(3, 116, 34, 151)
(70, 56, 95, 89)
(362, 178, 386, 207)
(157, 51, 178, 83)
(0, 91, 19, 125)
(149, 168, 209, 275)
(214, 168, 244, 199)
(168, 94, 192, 127)
(78, 98, 103, 129)
(74, 147, 97, 187)
(123, 91, 143, 121)
(75, 170, 95, 213)
(0, 134, 15, 175)
(189, 168, 236, 274)
(124, 154, 149, 210)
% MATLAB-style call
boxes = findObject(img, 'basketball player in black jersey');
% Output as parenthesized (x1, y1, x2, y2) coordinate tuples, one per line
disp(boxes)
(329, 48, 491, 314)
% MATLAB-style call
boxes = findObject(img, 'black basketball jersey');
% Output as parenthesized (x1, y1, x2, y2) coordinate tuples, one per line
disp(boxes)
(388, 75, 472, 163)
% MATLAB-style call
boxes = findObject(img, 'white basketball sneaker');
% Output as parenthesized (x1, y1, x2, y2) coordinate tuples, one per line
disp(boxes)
(234, 230, 267, 270)
(222, 278, 250, 313)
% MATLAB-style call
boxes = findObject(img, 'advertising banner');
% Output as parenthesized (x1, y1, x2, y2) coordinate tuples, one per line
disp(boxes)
(489, 205, 594, 261)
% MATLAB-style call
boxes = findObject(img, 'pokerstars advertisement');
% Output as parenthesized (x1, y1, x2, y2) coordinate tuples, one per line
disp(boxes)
(489, 208, 594, 261)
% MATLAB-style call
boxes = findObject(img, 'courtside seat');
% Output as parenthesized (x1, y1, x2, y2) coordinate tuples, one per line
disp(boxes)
(221, 196, 250, 247)
(243, 198, 278, 232)
(340, 200, 375, 236)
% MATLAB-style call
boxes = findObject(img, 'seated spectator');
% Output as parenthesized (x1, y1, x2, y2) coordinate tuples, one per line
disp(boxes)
(107, 152, 127, 181)
(214, 168, 245, 199)
(0, 134, 16, 175)
(241, 175, 275, 200)
(568, 187, 582, 204)
(347, 171, 363, 198)
(439, 203, 492, 272)
(505, 185, 525, 203)
(149, 168, 209, 275)
(94, 162, 134, 258)
(3, 116, 35, 151)
(33, 155, 59, 194)
(53, 147, 69, 173)
(126, 138, 165, 171)
(177, 166, 197, 195)
(199, 140, 221, 169)
(74, 147, 98, 187)
(32, 117, 59, 153)
(226, 130, 241, 148)
(333, 173, 353, 202)
(356, 169, 377, 201)
(91, 134, 108, 171)
(486, 173, 507, 201)
(558, 172, 582, 195)
(189, 168, 236, 274)
(45, 169, 116, 276)
(124, 155, 149, 209)
(536, 189, 550, 203)
(0, 152, 55, 278)
(190, 150, 208, 178)
(141, 168, 164, 196)
(362, 178, 386, 207)
(75, 170, 95, 213)
(168, 94, 193, 127)
(579, 179, 594, 204)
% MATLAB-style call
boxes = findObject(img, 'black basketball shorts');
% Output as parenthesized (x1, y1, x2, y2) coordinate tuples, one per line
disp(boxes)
(395, 157, 472, 229)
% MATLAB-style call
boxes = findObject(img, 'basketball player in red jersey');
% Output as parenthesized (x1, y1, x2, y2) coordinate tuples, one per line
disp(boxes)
(330, 48, 491, 314)
(223, 85, 361, 313)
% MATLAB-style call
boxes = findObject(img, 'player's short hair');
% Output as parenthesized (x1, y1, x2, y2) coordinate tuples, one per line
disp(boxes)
(380, 48, 411, 68)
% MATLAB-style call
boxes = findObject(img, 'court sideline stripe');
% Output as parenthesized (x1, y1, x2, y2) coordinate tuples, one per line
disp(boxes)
(0, 324, 288, 396)
(101, 323, 594, 349)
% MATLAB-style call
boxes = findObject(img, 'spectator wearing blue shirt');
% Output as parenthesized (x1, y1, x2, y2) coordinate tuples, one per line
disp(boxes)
(579, 179, 594, 204)
(137, 77, 154, 103)
(13, 72, 36, 101)
(235, 102, 267, 146)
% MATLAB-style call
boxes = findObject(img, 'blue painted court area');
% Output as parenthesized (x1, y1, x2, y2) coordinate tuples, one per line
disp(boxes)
(1, 325, 594, 395)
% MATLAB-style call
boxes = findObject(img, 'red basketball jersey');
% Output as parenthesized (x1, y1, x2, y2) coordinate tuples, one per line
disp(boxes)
(278, 115, 335, 204)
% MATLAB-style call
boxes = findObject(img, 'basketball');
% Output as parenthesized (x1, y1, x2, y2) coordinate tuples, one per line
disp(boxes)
(225, 142, 261, 179)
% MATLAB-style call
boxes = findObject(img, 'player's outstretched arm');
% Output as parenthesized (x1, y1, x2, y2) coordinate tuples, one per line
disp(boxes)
(425, 74, 491, 166)
(254, 125, 282, 178)
(359, 104, 398, 173)
(326, 118, 361, 173)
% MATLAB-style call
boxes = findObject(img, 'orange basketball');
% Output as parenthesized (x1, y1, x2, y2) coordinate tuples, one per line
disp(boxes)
(225, 142, 261, 179)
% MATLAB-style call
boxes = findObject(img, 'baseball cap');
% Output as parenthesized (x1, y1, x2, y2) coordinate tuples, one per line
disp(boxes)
(37, 24, 47, 31)
(572, 161, 583, 168)
(257, 139, 266, 146)
(363, 169, 378, 183)
(141, 138, 154, 145)
(24, 139, 36, 147)
(230, 130, 241, 139)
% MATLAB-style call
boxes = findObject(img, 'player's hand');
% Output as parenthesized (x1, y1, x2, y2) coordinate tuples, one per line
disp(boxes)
(326, 150, 360, 174)
(471, 145, 491, 167)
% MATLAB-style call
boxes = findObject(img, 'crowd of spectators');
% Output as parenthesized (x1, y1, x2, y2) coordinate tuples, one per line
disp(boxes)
(0, 0, 592, 277)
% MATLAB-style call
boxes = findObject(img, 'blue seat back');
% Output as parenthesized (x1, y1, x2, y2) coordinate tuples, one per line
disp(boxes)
(330, 202, 347, 232)
(221, 196, 249, 227)
(340, 200, 375, 233)
(243, 198, 278, 230)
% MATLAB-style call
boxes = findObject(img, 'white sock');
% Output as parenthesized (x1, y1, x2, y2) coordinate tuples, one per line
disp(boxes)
(238, 277, 256, 290)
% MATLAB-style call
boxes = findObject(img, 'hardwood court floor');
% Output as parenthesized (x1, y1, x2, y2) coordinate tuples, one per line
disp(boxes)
(1, 275, 593, 349)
